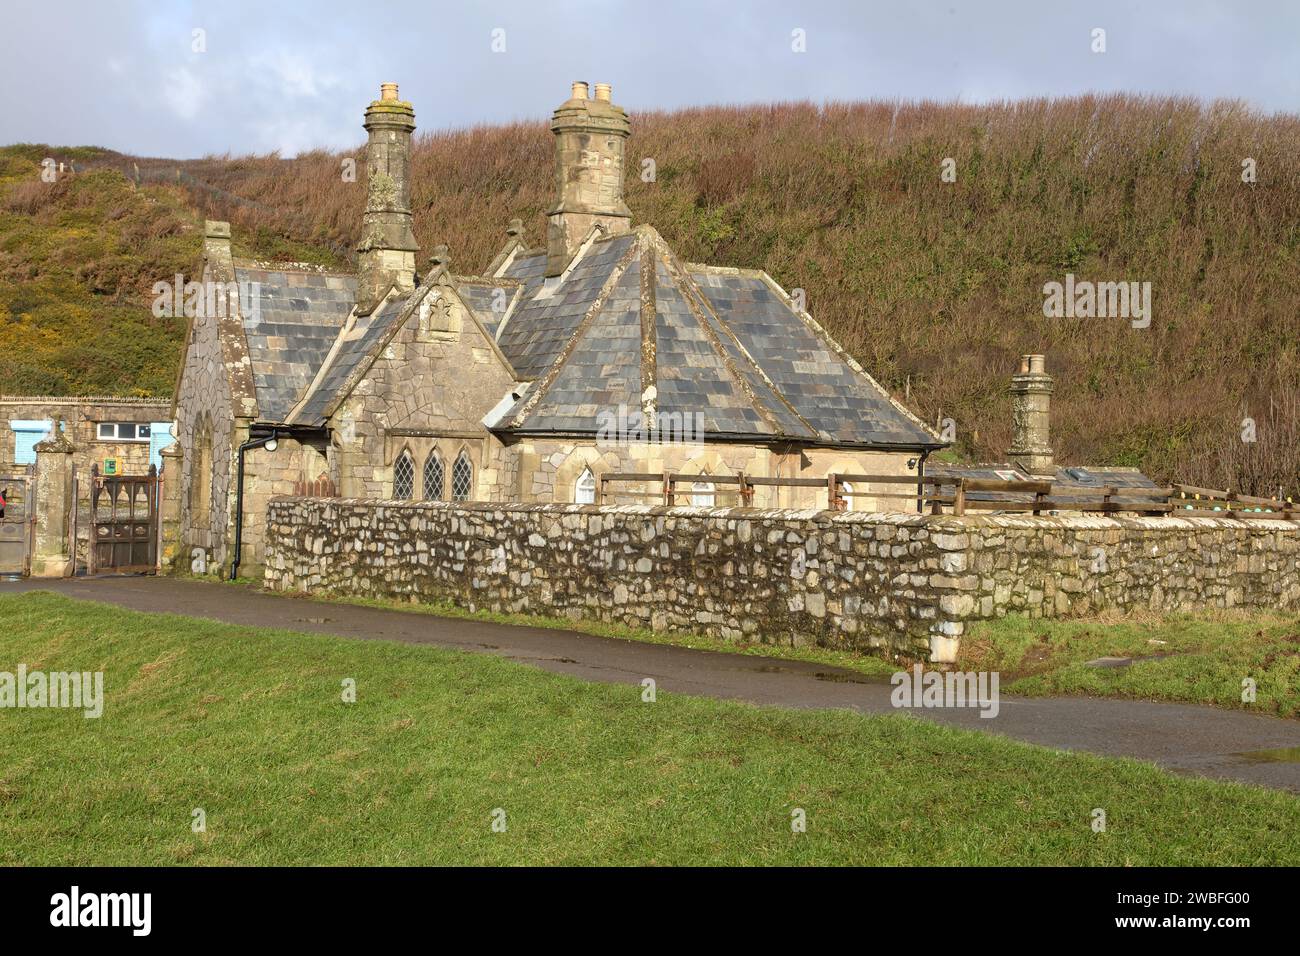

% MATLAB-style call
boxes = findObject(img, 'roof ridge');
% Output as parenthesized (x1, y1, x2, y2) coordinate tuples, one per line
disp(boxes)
(656, 239, 818, 440)
(232, 258, 355, 277)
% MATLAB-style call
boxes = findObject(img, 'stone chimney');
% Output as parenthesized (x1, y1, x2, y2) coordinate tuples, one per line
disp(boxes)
(1007, 354, 1055, 476)
(356, 82, 419, 314)
(546, 81, 632, 276)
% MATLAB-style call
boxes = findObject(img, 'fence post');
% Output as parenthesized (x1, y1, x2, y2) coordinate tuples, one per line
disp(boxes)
(597, 474, 606, 505)
(828, 474, 841, 511)
(953, 479, 967, 516)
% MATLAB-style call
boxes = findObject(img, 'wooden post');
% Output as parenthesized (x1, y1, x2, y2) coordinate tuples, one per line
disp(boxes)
(953, 479, 967, 517)
(738, 471, 752, 507)
(828, 474, 841, 511)
(88, 464, 98, 576)
(597, 474, 606, 505)
(665, 472, 676, 507)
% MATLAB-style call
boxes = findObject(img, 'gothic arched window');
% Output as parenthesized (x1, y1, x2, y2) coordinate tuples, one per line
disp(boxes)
(423, 451, 444, 501)
(691, 480, 715, 507)
(451, 450, 473, 502)
(575, 467, 596, 504)
(393, 449, 415, 499)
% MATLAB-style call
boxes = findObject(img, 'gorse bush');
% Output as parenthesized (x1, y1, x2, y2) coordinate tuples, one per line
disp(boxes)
(1, 94, 1297, 493)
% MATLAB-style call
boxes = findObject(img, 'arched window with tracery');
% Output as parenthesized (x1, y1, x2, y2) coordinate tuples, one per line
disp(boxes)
(691, 480, 715, 507)
(575, 467, 596, 504)
(451, 450, 473, 502)
(423, 450, 444, 500)
(393, 449, 415, 499)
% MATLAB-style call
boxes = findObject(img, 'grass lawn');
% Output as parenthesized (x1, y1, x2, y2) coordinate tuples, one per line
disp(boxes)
(1, 591, 1298, 866)
(960, 611, 1300, 718)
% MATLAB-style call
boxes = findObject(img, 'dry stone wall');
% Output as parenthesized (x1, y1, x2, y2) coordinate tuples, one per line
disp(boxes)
(263, 498, 1300, 661)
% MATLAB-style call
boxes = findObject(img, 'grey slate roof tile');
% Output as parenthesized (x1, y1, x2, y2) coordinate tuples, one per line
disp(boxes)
(234, 265, 355, 423)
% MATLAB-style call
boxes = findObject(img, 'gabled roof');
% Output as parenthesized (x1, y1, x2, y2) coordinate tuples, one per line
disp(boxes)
(490, 226, 944, 450)
(286, 269, 518, 427)
(233, 261, 356, 423)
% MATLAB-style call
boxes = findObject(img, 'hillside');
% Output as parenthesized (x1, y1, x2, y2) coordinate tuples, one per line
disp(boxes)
(1, 95, 1297, 493)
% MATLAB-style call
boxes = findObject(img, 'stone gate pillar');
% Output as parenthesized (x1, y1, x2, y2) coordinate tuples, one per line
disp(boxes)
(31, 420, 75, 577)
(159, 442, 184, 571)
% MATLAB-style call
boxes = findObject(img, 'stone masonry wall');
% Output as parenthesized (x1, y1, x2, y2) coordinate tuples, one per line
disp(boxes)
(263, 498, 1300, 662)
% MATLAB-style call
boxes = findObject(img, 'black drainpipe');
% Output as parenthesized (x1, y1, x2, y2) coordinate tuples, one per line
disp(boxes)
(915, 449, 931, 514)
(229, 430, 281, 580)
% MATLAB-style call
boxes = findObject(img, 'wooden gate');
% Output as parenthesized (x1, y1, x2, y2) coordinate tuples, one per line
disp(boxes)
(89, 464, 159, 574)
(0, 475, 34, 576)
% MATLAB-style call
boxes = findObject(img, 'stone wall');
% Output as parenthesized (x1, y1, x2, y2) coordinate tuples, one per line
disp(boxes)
(262, 498, 1300, 661)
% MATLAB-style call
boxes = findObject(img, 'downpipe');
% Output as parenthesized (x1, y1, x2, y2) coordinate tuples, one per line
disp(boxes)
(229, 430, 281, 581)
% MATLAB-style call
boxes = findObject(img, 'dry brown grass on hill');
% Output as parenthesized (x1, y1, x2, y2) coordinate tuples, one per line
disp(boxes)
(7, 94, 1300, 494)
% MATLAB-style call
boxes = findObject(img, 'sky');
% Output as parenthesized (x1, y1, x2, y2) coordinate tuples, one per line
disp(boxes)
(1, 0, 1296, 158)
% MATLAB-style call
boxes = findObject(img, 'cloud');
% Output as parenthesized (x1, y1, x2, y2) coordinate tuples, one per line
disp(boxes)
(0, 0, 1295, 158)
(162, 67, 206, 121)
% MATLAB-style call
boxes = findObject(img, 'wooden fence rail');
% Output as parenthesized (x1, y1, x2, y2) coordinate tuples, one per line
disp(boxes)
(594, 471, 1300, 520)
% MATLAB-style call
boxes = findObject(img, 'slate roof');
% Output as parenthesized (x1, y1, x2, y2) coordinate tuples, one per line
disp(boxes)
(234, 264, 355, 423)
(456, 280, 516, 339)
(235, 227, 942, 451)
(290, 295, 400, 426)
(926, 462, 1165, 505)
(493, 227, 943, 450)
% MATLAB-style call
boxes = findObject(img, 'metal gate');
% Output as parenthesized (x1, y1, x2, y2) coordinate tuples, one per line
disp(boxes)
(89, 464, 159, 574)
(0, 475, 35, 576)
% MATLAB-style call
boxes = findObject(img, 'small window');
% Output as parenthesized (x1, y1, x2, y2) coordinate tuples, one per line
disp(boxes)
(423, 451, 444, 501)
(96, 422, 150, 442)
(11, 420, 52, 465)
(393, 450, 415, 499)
(575, 468, 596, 504)
(451, 451, 473, 501)
(691, 480, 715, 507)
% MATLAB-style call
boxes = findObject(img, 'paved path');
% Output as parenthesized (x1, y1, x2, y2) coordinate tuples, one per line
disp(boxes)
(5, 576, 1300, 793)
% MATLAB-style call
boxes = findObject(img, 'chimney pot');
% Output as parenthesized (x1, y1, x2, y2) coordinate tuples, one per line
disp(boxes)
(593, 83, 612, 102)
(380, 82, 399, 102)
(570, 81, 590, 100)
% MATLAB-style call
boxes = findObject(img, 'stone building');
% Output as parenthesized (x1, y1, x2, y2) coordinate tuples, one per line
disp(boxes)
(172, 82, 946, 576)
(0, 396, 175, 477)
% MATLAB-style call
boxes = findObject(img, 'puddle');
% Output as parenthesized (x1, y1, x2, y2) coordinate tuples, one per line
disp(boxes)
(1084, 652, 1179, 669)
(813, 671, 871, 685)
(1236, 747, 1300, 764)
(295, 617, 331, 624)
(750, 664, 791, 674)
